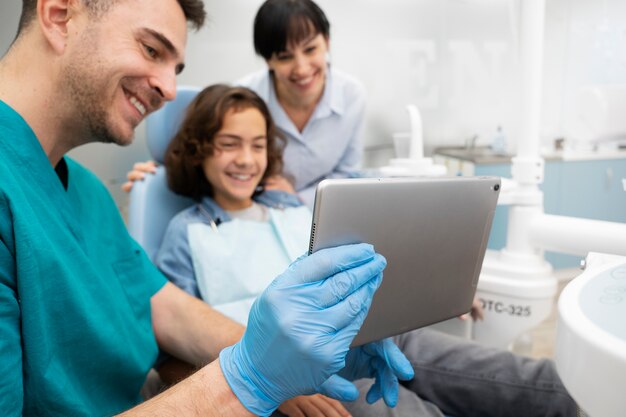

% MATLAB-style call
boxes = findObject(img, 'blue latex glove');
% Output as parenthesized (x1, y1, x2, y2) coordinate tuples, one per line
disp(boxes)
(319, 338, 415, 407)
(219, 244, 386, 416)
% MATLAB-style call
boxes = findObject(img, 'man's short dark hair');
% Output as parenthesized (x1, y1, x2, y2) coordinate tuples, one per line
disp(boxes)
(17, 0, 206, 38)
(253, 0, 330, 61)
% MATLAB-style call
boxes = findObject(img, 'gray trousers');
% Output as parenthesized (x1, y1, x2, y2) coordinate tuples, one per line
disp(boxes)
(341, 329, 577, 417)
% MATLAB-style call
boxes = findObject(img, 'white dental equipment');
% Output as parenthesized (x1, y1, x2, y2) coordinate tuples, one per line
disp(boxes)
(379, 104, 447, 177)
(467, 1, 626, 414)
(471, 0, 626, 349)
(555, 252, 626, 417)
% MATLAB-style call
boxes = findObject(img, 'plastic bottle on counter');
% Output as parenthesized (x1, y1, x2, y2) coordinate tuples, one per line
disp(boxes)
(491, 125, 507, 155)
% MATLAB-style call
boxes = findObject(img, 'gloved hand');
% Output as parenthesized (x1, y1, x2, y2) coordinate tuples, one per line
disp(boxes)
(319, 338, 415, 407)
(219, 244, 386, 416)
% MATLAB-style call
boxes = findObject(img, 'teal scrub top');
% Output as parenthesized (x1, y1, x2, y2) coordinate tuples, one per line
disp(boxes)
(0, 100, 167, 416)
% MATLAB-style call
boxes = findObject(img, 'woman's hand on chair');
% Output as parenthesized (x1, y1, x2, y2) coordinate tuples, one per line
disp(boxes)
(121, 160, 158, 193)
(263, 174, 296, 194)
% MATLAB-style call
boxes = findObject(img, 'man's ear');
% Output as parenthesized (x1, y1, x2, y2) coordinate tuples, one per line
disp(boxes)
(37, 0, 78, 53)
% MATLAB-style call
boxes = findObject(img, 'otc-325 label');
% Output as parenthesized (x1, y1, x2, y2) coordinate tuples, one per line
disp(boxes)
(479, 298, 532, 317)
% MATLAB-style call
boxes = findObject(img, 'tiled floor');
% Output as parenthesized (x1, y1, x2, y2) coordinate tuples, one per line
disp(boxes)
(511, 269, 580, 359)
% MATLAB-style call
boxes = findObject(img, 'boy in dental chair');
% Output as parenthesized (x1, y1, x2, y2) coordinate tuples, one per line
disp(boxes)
(153, 83, 578, 417)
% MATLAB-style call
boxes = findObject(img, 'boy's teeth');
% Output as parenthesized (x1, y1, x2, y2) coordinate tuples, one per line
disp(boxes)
(130, 96, 146, 116)
(231, 174, 252, 180)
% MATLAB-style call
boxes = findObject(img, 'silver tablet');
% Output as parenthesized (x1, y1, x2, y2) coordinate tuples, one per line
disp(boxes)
(308, 176, 500, 346)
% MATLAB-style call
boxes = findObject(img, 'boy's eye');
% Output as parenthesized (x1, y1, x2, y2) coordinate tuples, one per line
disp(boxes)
(216, 139, 239, 150)
(305, 46, 317, 54)
(254, 143, 267, 150)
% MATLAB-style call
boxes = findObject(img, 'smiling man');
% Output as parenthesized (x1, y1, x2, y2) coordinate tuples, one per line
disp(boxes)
(0, 1, 415, 416)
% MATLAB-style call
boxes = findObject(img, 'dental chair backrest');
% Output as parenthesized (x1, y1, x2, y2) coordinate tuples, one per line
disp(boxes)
(127, 86, 201, 262)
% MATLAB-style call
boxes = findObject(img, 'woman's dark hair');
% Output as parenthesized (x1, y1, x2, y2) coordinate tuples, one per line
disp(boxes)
(253, 0, 330, 60)
(165, 84, 285, 201)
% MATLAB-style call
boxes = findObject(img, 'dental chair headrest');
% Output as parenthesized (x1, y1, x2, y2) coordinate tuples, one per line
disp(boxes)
(145, 85, 202, 163)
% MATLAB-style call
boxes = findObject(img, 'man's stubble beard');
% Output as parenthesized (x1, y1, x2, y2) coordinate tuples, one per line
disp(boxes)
(62, 31, 134, 147)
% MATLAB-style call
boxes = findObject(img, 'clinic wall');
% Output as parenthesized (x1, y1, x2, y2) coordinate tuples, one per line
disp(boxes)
(187, 0, 626, 158)
(545, 0, 626, 146)
(2, 0, 626, 209)
(0, 2, 20, 50)
(185, 0, 523, 163)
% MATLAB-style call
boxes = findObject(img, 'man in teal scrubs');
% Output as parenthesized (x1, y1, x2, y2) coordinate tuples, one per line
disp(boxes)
(0, 1, 413, 416)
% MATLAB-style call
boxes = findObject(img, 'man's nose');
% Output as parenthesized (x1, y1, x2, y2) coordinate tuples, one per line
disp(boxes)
(150, 67, 177, 103)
